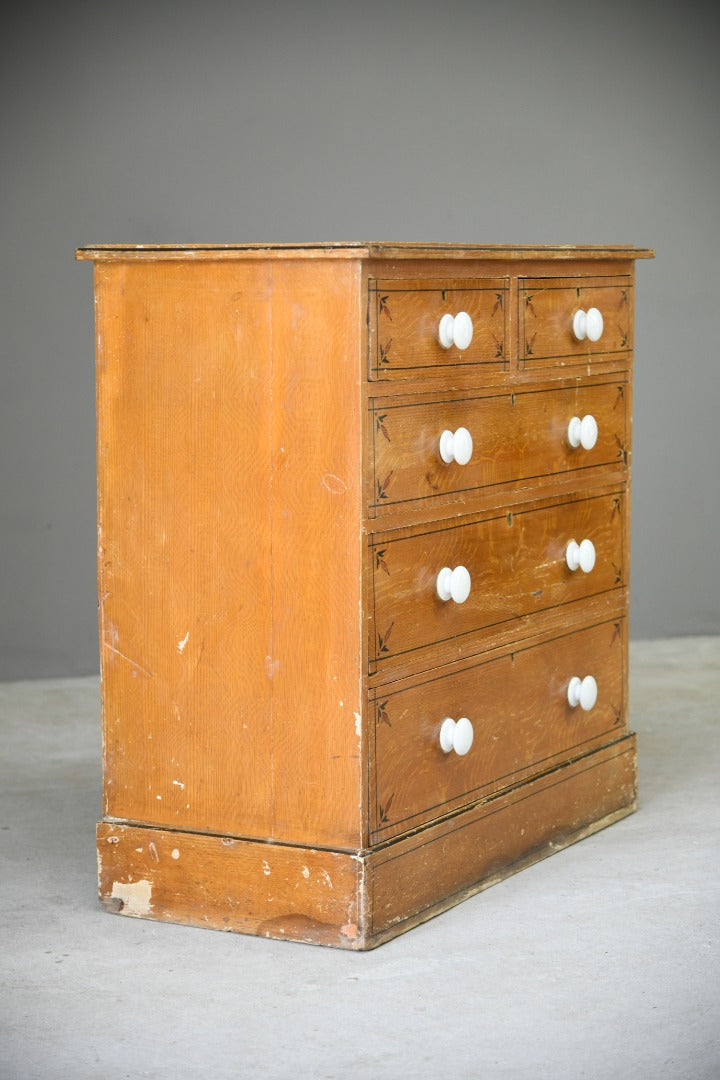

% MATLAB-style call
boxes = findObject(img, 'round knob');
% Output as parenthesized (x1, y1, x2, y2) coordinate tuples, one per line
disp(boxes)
(438, 311, 474, 351)
(436, 565, 472, 603)
(439, 426, 473, 465)
(566, 538, 596, 573)
(439, 716, 474, 755)
(567, 675, 598, 711)
(572, 307, 604, 343)
(567, 414, 599, 450)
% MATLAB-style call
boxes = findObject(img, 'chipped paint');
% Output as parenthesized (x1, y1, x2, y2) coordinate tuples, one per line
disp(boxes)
(171, 848, 180, 860)
(148, 842, 159, 863)
(354, 711, 362, 737)
(110, 879, 153, 916)
(261, 860, 271, 876)
(177, 631, 190, 653)
(301, 865, 310, 879)
(172, 779, 185, 790)
(319, 869, 333, 889)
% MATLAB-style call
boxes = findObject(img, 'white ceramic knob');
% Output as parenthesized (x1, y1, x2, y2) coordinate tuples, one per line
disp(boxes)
(572, 307, 604, 342)
(439, 426, 473, 465)
(439, 716, 474, 755)
(436, 565, 472, 603)
(567, 675, 598, 711)
(438, 311, 474, 350)
(567, 414, 599, 450)
(566, 538, 596, 573)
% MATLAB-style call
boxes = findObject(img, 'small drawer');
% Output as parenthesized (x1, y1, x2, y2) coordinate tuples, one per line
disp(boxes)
(371, 619, 626, 838)
(368, 277, 509, 380)
(369, 492, 625, 669)
(370, 381, 628, 513)
(519, 276, 633, 368)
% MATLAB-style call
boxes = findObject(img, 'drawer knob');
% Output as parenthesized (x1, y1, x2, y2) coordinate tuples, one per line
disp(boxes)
(438, 311, 474, 351)
(567, 675, 598, 711)
(439, 426, 474, 465)
(436, 565, 472, 603)
(440, 716, 474, 755)
(572, 307, 604, 342)
(567, 414, 599, 450)
(566, 538, 596, 573)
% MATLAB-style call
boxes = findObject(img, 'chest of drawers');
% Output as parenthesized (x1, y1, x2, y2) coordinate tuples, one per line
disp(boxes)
(77, 242, 653, 949)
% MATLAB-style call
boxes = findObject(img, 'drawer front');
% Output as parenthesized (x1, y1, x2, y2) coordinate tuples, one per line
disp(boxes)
(519, 276, 632, 367)
(371, 619, 626, 838)
(368, 278, 509, 380)
(370, 381, 627, 513)
(370, 493, 625, 668)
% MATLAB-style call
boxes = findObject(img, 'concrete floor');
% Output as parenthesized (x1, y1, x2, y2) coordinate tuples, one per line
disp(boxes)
(1, 637, 718, 1080)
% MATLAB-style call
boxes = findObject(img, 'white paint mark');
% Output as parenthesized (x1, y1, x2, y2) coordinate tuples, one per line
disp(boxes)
(177, 631, 190, 653)
(106, 835, 119, 845)
(171, 849, 180, 860)
(265, 655, 280, 679)
(172, 779, 185, 790)
(148, 842, 159, 863)
(322, 472, 348, 495)
(156, 794, 162, 801)
(354, 711, 362, 737)
(135, 847, 144, 853)
(301, 866, 310, 879)
(339, 700, 344, 707)
(320, 869, 333, 889)
(111, 879, 153, 916)
(261, 860, 271, 876)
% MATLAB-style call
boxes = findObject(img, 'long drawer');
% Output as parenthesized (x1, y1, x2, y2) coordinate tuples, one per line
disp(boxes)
(371, 619, 626, 839)
(369, 492, 625, 669)
(370, 380, 627, 513)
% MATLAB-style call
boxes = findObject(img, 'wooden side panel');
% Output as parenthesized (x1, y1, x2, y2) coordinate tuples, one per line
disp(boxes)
(368, 736, 637, 942)
(95, 261, 275, 838)
(97, 822, 364, 949)
(269, 260, 364, 849)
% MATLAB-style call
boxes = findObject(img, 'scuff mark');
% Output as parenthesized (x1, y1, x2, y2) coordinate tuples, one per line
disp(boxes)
(148, 842, 159, 863)
(301, 866, 310, 879)
(322, 472, 348, 495)
(110, 879, 153, 916)
(319, 869, 333, 890)
(172, 779, 185, 790)
(261, 860, 271, 876)
(177, 631, 190, 653)
(104, 641, 153, 678)
(354, 711, 362, 737)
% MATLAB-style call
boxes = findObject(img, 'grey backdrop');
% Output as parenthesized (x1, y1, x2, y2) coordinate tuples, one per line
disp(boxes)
(2, 0, 718, 679)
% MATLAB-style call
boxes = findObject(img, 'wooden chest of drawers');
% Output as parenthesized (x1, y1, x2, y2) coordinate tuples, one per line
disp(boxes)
(77, 242, 653, 949)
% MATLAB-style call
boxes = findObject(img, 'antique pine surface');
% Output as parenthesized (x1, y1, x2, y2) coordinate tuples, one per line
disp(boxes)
(78, 242, 653, 949)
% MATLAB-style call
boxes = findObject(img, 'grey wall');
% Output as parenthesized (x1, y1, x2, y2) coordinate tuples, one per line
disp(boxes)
(2, 0, 718, 679)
